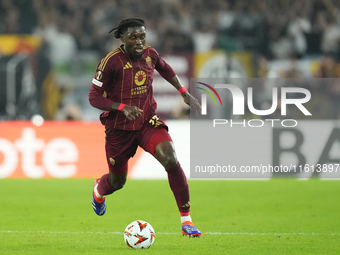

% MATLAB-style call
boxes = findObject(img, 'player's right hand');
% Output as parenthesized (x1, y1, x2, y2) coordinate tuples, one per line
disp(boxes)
(122, 106, 143, 121)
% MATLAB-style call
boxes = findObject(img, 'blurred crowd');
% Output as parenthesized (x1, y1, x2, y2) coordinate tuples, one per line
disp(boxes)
(1, 0, 340, 60)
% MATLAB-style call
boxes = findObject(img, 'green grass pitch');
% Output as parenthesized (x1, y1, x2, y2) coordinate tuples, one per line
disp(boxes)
(0, 179, 339, 254)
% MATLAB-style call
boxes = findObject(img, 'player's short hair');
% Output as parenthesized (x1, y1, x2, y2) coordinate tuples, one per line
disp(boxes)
(109, 18, 145, 38)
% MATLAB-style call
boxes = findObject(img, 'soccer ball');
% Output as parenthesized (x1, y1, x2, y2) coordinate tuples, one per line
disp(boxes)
(124, 220, 155, 249)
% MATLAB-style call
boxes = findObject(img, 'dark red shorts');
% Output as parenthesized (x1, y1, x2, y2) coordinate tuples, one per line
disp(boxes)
(105, 115, 172, 175)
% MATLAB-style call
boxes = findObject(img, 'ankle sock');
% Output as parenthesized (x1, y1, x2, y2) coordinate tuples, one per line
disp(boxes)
(93, 183, 105, 203)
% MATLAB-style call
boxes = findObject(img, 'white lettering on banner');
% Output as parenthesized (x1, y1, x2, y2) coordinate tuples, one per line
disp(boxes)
(0, 128, 78, 179)
(0, 139, 18, 178)
(15, 128, 45, 178)
(43, 138, 78, 178)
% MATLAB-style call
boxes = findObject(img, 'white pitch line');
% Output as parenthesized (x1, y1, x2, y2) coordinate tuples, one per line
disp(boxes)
(0, 230, 339, 236)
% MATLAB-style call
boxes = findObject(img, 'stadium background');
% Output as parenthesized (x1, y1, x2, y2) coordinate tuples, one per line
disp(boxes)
(1, 1, 340, 254)
(1, 0, 340, 179)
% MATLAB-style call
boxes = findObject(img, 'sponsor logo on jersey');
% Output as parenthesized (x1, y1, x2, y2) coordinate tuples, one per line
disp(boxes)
(135, 71, 146, 86)
(131, 85, 147, 96)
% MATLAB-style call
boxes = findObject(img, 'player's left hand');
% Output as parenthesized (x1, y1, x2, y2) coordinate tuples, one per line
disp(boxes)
(122, 105, 143, 121)
(182, 92, 201, 116)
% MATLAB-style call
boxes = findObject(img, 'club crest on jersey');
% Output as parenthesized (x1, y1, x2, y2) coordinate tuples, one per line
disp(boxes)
(146, 56, 152, 68)
(135, 71, 146, 86)
(95, 71, 103, 80)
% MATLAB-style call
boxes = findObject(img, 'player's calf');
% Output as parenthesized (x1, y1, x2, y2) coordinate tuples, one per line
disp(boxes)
(108, 170, 127, 191)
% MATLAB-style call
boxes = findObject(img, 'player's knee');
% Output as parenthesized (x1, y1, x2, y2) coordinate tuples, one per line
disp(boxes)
(157, 146, 178, 169)
(155, 142, 178, 169)
(162, 154, 178, 170)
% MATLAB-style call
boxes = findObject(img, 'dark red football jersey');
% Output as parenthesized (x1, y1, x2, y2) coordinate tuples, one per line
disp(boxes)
(89, 45, 176, 130)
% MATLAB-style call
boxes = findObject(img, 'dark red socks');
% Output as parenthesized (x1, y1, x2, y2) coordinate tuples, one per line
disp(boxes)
(166, 162, 190, 213)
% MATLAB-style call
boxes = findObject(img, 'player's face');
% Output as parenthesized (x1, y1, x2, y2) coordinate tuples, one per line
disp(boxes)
(121, 26, 146, 60)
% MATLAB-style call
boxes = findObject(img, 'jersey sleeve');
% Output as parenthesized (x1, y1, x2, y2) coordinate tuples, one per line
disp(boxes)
(88, 58, 115, 111)
(154, 51, 176, 81)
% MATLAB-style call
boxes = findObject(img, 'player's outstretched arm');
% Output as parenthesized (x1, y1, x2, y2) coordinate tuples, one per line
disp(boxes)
(168, 75, 201, 116)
